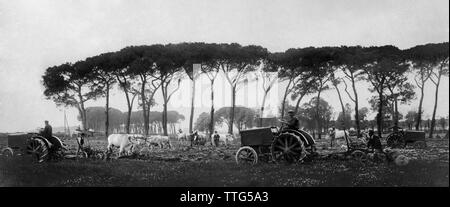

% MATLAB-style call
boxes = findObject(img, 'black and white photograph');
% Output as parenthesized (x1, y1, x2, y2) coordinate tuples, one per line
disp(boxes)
(0, 0, 448, 192)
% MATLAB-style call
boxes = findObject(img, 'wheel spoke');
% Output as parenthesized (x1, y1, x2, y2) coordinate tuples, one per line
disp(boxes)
(275, 145, 284, 151)
(287, 137, 294, 145)
(287, 142, 299, 150)
(240, 151, 250, 159)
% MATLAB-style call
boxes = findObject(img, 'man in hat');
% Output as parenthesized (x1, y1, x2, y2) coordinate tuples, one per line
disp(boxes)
(41, 120, 53, 139)
(282, 110, 300, 130)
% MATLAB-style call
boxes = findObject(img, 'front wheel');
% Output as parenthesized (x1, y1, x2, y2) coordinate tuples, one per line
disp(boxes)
(235, 146, 258, 165)
(1, 147, 14, 157)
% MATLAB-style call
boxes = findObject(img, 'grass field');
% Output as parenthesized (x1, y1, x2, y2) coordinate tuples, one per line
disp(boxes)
(0, 134, 448, 187)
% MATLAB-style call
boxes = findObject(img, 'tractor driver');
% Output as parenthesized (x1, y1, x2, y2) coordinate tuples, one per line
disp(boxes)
(41, 120, 53, 139)
(283, 110, 300, 130)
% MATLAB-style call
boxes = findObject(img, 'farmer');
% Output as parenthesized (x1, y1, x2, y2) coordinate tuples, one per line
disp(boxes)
(41, 120, 53, 139)
(329, 127, 336, 148)
(281, 110, 299, 130)
(213, 131, 220, 147)
(190, 131, 198, 147)
(75, 128, 85, 153)
(367, 129, 383, 152)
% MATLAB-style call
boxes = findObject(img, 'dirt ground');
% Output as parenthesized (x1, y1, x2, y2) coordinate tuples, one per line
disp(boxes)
(0, 134, 448, 187)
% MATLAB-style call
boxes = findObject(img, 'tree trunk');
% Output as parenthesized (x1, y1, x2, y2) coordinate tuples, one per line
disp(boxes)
(334, 84, 350, 150)
(79, 101, 87, 131)
(259, 91, 269, 127)
(229, 86, 236, 134)
(145, 88, 158, 136)
(162, 85, 168, 136)
(105, 83, 110, 137)
(140, 78, 148, 136)
(189, 78, 196, 133)
(351, 77, 361, 137)
(82, 105, 87, 131)
(429, 73, 442, 138)
(163, 104, 168, 136)
(146, 103, 151, 135)
(294, 93, 306, 115)
(377, 91, 384, 138)
(126, 104, 132, 134)
(281, 78, 293, 119)
(415, 85, 425, 130)
(76, 106, 84, 130)
(117, 75, 132, 134)
(316, 88, 322, 139)
(393, 96, 399, 132)
(209, 79, 215, 139)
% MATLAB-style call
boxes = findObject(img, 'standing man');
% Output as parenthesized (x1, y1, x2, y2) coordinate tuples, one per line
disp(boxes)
(213, 131, 220, 147)
(41, 120, 53, 139)
(329, 127, 336, 148)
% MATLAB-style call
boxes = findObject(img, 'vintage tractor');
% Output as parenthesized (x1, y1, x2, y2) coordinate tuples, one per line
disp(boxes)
(386, 126, 426, 148)
(235, 123, 316, 165)
(1, 132, 67, 162)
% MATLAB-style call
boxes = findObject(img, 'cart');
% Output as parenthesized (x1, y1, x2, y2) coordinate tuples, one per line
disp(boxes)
(235, 124, 316, 165)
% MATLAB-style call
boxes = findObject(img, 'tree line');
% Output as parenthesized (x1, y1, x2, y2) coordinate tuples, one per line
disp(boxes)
(80, 106, 185, 134)
(42, 42, 449, 139)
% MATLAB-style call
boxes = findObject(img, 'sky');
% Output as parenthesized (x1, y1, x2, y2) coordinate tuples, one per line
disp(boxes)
(0, 0, 449, 132)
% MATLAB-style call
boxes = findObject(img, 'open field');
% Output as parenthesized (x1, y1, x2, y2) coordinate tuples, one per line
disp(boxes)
(0, 134, 448, 187)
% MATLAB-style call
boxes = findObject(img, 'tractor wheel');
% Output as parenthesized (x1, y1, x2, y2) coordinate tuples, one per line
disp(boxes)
(1, 147, 14, 157)
(387, 132, 406, 149)
(271, 132, 306, 164)
(26, 138, 49, 163)
(235, 146, 258, 165)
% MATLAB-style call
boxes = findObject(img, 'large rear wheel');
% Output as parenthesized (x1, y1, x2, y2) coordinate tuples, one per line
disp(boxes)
(387, 132, 406, 148)
(271, 133, 305, 164)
